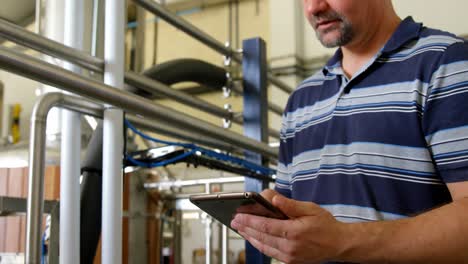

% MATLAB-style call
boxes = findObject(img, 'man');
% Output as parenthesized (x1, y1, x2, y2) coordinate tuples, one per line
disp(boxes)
(231, 0, 468, 263)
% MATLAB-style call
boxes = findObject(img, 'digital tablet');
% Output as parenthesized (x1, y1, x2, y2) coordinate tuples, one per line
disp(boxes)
(189, 192, 288, 232)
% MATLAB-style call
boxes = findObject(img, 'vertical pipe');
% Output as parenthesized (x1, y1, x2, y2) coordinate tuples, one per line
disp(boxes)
(35, 0, 41, 34)
(221, 225, 228, 264)
(102, 0, 125, 263)
(25, 109, 47, 264)
(61, 0, 84, 263)
(49, 205, 60, 264)
(242, 38, 270, 263)
(204, 218, 213, 264)
(59, 110, 81, 263)
(91, 0, 100, 58)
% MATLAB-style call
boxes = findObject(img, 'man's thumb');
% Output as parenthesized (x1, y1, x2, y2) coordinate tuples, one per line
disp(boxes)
(272, 195, 322, 218)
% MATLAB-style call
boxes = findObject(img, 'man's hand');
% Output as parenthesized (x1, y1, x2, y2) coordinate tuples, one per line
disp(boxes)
(230, 190, 348, 264)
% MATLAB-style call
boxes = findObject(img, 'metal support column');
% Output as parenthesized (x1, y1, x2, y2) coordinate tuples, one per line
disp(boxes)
(61, 0, 84, 263)
(49, 204, 60, 264)
(102, 0, 125, 263)
(25, 93, 103, 264)
(242, 38, 270, 264)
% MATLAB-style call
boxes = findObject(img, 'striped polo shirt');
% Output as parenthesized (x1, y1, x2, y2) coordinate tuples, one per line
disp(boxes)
(276, 17, 468, 222)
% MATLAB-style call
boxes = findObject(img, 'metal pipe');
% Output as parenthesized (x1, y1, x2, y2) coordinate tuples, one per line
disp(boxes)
(221, 225, 228, 264)
(125, 72, 232, 119)
(0, 16, 286, 120)
(133, 0, 241, 62)
(125, 72, 280, 138)
(0, 47, 278, 159)
(143, 176, 245, 189)
(268, 102, 284, 116)
(132, 0, 295, 94)
(60, 0, 84, 263)
(0, 18, 104, 73)
(205, 217, 213, 264)
(126, 115, 238, 152)
(268, 72, 295, 94)
(35, 0, 41, 34)
(102, 0, 125, 263)
(26, 93, 103, 264)
(91, 0, 100, 58)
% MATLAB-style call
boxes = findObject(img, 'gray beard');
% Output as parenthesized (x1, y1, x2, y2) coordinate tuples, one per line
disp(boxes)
(316, 19, 355, 48)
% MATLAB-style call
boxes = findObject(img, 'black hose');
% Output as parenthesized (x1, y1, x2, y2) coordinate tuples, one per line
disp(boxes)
(79, 59, 227, 262)
(80, 121, 103, 264)
(128, 58, 228, 99)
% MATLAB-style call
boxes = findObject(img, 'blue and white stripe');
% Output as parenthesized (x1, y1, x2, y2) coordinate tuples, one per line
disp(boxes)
(276, 17, 468, 220)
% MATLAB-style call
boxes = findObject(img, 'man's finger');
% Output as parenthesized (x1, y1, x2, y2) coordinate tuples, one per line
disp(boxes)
(232, 218, 288, 251)
(231, 213, 290, 238)
(272, 194, 323, 218)
(260, 189, 279, 203)
(239, 231, 291, 264)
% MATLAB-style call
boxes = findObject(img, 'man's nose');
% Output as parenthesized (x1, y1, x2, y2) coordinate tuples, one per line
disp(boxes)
(303, 0, 329, 16)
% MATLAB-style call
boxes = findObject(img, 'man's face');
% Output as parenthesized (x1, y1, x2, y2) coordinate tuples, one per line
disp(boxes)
(302, 0, 375, 48)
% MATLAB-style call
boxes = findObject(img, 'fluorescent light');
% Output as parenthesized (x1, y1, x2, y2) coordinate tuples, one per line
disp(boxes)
(0, 157, 28, 168)
(84, 116, 98, 130)
(269, 142, 280, 147)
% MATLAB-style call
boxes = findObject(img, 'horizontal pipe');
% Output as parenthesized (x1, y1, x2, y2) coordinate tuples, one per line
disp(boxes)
(132, 0, 242, 62)
(0, 46, 278, 159)
(0, 18, 104, 73)
(126, 115, 239, 152)
(144, 176, 245, 189)
(0, 16, 288, 118)
(125, 71, 232, 119)
(126, 72, 280, 139)
(268, 102, 283, 116)
(0, 18, 280, 139)
(132, 0, 295, 94)
(268, 73, 295, 94)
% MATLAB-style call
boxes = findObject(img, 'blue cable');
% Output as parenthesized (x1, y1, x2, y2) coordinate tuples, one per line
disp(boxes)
(124, 119, 275, 176)
(125, 149, 196, 168)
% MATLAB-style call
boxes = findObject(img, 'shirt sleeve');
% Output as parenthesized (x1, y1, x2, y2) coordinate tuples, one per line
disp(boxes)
(274, 97, 295, 198)
(423, 41, 468, 183)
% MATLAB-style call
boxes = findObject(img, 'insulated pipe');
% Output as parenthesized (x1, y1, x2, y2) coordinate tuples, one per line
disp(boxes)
(132, 0, 295, 94)
(0, 18, 104, 73)
(142, 58, 228, 92)
(26, 93, 103, 264)
(80, 121, 104, 264)
(102, 0, 125, 263)
(0, 47, 278, 159)
(137, 61, 286, 116)
(61, 1, 84, 263)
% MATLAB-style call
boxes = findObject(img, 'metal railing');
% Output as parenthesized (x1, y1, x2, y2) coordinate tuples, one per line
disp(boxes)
(0, 5, 288, 263)
(0, 46, 278, 158)
(132, 0, 295, 94)
(0, 17, 282, 138)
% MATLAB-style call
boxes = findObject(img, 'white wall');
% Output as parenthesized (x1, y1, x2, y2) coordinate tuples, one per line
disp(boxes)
(0, 69, 40, 141)
(393, 0, 468, 36)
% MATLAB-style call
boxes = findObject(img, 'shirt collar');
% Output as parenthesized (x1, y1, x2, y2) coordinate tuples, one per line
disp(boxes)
(381, 16, 423, 53)
(322, 16, 422, 75)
